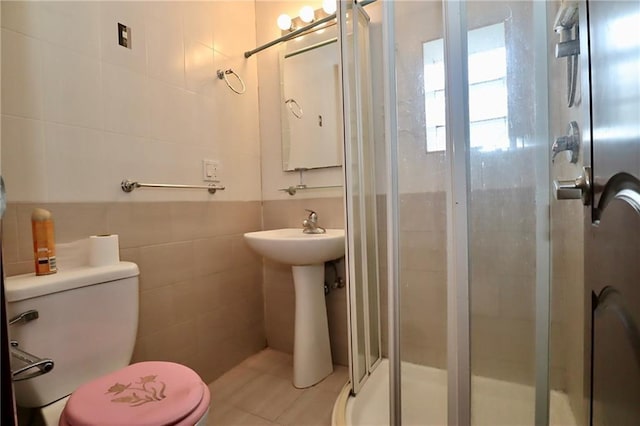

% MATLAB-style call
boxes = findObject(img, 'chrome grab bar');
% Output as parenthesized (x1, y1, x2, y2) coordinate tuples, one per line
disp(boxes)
(10, 341, 54, 381)
(121, 180, 226, 195)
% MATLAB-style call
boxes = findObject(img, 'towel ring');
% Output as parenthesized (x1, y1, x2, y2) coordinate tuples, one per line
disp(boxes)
(217, 69, 246, 94)
(285, 98, 303, 119)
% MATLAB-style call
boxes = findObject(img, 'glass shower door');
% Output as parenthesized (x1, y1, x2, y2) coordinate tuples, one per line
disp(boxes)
(383, 0, 553, 424)
(465, 2, 551, 425)
(344, 0, 557, 423)
(392, 1, 450, 424)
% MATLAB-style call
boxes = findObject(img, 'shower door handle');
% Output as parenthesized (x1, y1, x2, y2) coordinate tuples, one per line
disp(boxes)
(554, 166, 592, 205)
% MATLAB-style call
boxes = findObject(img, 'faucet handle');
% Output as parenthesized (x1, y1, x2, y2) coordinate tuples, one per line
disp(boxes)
(304, 209, 318, 222)
(552, 121, 580, 164)
(302, 209, 326, 234)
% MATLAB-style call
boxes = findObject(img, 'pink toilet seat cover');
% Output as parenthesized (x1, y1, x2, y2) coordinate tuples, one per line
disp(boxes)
(60, 361, 210, 426)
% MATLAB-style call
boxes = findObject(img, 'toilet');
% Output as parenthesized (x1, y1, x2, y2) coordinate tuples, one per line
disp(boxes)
(6, 262, 210, 426)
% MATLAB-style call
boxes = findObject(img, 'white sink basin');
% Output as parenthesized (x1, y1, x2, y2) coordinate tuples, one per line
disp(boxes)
(243, 227, 345, 388)
(243, 228, 345, 266)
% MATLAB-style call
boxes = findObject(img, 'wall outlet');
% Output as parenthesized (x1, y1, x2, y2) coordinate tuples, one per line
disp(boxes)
(202, 159, 220, 182)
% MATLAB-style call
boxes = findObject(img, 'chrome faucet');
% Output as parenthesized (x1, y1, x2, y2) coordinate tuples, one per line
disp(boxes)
(302, 209, 326, 234)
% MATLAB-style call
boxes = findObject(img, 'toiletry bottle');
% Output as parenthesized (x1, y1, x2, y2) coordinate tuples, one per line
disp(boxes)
(31, 208, 57, 275)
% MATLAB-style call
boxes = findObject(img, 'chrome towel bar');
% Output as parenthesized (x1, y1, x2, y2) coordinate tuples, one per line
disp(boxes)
(121, 180, 225, 194)
(279, 184, 342, 196)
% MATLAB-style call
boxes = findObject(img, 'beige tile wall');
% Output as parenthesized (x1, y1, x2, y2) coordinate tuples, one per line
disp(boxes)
(1, 0, 269, 389)
(261, 197, 349, 366)
(397, 192, 448, 368)
(3, 201, 265, 384)
(1, 1, 261, 203)
(376, 190, 566, 388)
(469, 186, 538, 386)
(551, 173, 586, 418)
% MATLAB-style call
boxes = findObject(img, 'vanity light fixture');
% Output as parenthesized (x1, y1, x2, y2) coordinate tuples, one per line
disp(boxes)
(246, 0, 374, 58)
(276, 1, 337, 33)
(322, 0, 337, 14)
(277, 13, 294, 31)
(299, 6, 316, 23)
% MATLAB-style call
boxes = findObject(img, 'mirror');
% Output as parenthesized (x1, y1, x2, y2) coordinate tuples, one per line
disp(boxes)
(280, 25, 343, 171)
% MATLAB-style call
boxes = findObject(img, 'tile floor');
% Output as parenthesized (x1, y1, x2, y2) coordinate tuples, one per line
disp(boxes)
(207, 348, 349, 426)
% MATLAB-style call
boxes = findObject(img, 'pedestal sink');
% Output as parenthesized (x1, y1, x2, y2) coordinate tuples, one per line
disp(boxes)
(243, 228, 345, 388)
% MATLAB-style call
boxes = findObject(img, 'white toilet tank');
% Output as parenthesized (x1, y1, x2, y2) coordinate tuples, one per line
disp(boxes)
(6, 262, 139, 408)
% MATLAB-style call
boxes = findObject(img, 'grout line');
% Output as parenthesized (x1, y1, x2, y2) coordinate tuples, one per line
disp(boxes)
(273, 387, 309, 426)
(207, 348, 342, 426)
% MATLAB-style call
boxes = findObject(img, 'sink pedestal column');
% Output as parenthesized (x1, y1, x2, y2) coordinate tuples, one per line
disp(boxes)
(291, 264, 333, 388)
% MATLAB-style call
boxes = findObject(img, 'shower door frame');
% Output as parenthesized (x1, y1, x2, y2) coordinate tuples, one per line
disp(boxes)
(339, 0, 383, 396)
(381, 1, 402, 423)
(442, 1, 472, 424)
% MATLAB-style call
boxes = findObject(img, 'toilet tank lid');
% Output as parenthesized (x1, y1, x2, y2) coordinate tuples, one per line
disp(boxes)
(5, 262, 139, 303)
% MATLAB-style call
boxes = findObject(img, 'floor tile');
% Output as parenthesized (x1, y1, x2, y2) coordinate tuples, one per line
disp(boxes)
(225, 372, 306, 421)
(316, 365, 349, 394)
(208, 366, 262, 405)
(207, 348, 341, 426)
(241, 348, 293, 381)
(276, 386, 337, 426)
(208, 404, 279, 426)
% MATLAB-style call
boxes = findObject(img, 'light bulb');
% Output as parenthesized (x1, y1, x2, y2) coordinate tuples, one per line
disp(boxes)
(277, 14, 292, 31)
(299, 6, 315, 23)
(322, 0, 337, 14)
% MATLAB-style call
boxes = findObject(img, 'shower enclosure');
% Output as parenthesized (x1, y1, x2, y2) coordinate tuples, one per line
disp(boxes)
(336, 0, 580, 424)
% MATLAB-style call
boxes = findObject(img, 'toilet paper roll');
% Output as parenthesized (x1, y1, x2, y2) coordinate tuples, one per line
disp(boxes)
(89, 234, 120, 267)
